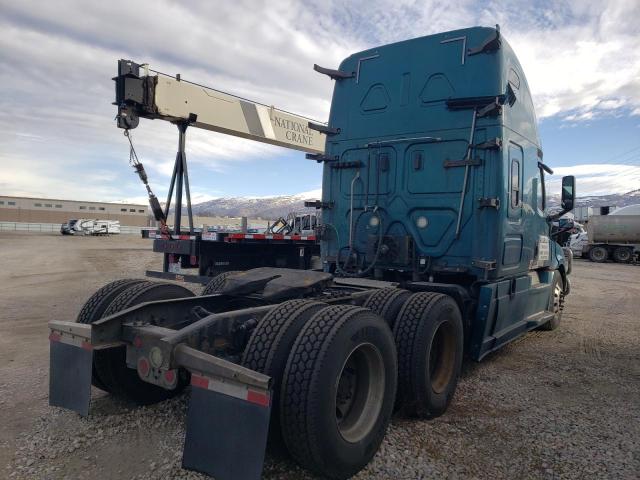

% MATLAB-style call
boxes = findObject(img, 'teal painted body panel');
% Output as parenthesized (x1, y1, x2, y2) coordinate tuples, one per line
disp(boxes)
(319, 27, 567, 359)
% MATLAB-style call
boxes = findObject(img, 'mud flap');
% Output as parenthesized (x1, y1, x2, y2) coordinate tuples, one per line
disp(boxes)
(182, 374, 271, 480)
(49, 334, 93, 416)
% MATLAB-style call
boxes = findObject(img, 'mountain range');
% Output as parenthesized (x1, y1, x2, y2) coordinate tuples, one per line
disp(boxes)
(546, 189, 640, 210)
(189, 189, 640, 220)
(191, 189, 321, 219)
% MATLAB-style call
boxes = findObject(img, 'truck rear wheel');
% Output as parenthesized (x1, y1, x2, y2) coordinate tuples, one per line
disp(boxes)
(589, 246, 608, 262)
(363, 287, 411, 328)
(241, 299, 326, 452)
(612, 246, 632, 263)
(76, 278, 150, 392)
(95, 282, 195, 404)
(202, 270, 241, 295)
(281, 305, 397, 479)
(541, 271, 564, 331)
(393, 292, 463, 419)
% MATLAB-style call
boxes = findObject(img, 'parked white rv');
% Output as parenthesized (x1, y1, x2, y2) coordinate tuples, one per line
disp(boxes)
(92, 220, 121, 235)
(60, 219, 120, 235)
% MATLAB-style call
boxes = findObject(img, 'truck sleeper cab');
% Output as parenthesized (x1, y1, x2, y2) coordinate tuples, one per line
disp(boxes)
(49, 26, 575, 480)
(320, 26, 572, 359)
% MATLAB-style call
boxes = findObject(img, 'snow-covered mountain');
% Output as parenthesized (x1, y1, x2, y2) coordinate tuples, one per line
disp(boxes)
(191, 189, 321, 219)
(190, 188, 640, 220)
(547, 189, 640, 209)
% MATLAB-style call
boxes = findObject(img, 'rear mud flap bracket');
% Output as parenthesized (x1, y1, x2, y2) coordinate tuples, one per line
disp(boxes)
(183, 374, 272, 480)
(49, 333, 93, 416)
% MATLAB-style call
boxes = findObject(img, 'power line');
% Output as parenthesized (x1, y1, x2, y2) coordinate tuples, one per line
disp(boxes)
(596, 144, 640, 165)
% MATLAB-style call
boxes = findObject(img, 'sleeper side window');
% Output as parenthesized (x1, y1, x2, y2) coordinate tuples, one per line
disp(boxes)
(511, 159, 521, 208)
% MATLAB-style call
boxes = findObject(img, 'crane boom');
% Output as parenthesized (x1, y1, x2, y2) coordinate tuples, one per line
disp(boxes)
(114, 60, 326, 154)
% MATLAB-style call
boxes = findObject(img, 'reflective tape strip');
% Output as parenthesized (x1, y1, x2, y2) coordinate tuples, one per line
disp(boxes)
(226, 233, 316, 242)
(190, 374, 270, 408)
(49, 331, 93, 351)
(246, 389, 270, 407)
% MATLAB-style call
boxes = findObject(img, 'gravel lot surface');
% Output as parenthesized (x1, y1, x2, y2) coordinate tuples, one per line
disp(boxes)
(1, 232, 638, 479)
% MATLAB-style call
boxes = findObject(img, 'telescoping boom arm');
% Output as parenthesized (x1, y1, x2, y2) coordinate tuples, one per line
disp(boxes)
(114, 60, 326, 154)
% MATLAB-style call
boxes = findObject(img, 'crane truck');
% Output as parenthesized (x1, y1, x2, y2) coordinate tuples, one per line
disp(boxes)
(48, 26, 575, 480)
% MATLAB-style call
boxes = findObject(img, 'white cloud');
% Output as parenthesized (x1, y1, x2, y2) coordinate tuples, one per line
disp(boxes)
(498, 1, 640, 120)
(0, 0, 639, 201)
(548, 164, 640, 196)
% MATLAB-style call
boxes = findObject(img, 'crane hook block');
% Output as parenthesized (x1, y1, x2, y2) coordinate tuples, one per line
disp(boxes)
(117, 105, 139, 129)
(148, 194, 166, 222)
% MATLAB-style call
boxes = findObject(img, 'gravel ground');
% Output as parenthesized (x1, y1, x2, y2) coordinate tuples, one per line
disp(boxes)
(1, 232, 639, 479)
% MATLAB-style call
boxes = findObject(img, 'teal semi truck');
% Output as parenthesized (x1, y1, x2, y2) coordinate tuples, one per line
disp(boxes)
(49, 26, 575, 480)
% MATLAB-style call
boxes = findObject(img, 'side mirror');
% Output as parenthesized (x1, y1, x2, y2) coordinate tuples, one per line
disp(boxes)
(548, 175, 576, 222)
(561, 175, 575, 211)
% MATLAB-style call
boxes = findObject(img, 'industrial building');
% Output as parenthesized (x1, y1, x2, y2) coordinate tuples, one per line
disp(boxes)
(0, 196, 151, 227)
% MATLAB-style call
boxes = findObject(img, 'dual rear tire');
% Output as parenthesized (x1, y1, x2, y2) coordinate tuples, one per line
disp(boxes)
(76, 280, 195, 404)
(202, 270, 241, 295)
(77, 278, 148, 392)
(244, 290, 463, 479)
(280, 305, 397, 479)
(393, 292, 464, 418)
(78, 281, 464, 478)
(613, 247, 633, 263)
(589, 245, 633, 263)
(241, 299, 327, 452)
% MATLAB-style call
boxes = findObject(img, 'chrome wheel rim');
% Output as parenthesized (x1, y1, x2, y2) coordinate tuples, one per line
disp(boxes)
(553, 282, 562, 316)
(335, 343, 385, 443)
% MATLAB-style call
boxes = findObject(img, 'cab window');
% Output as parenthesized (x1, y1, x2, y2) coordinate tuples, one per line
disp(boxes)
(536, 171, 545, 212)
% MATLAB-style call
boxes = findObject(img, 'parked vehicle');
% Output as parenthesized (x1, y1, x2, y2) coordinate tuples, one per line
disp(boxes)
(60, 219, 79, 235)
(583, 213, 640, 263)
(49, 26, 575, 480)
(572, 206, 593, 223)
(61, 219, 121, 236)
(147, 228, 319, 282)
(569, 230, 588, 257)
(145, 213, 318, 283)
(92, 220, 120, 235)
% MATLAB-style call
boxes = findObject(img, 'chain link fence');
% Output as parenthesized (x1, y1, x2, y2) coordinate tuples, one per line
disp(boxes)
(0, 222, 143, 235)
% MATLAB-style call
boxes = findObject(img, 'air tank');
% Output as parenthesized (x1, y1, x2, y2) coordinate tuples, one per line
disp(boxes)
(587, 215, 640, 243)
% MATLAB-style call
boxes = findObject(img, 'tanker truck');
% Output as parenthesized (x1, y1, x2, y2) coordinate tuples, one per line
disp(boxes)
(583, 209, 640, 263)
(48, 26, 576, 480)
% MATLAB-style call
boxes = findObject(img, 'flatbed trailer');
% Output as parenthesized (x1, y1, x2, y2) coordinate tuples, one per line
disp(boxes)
(146, 230, 320, 284)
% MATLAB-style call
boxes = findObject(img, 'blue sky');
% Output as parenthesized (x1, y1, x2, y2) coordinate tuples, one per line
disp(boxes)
(1, 0, 639, 203)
